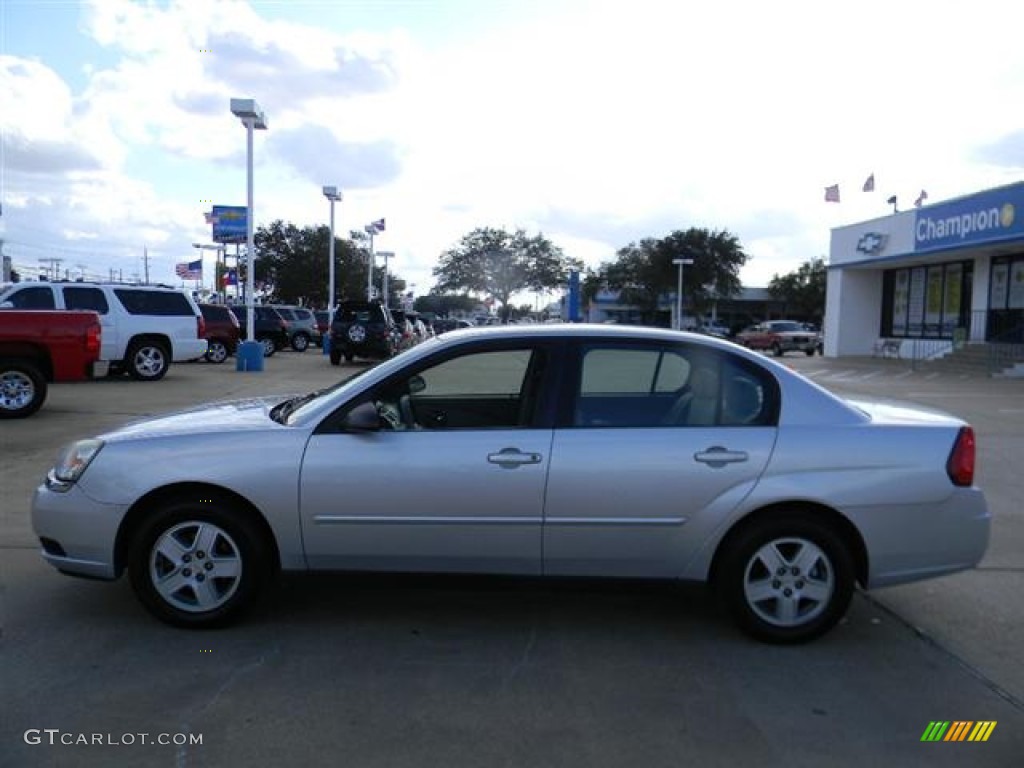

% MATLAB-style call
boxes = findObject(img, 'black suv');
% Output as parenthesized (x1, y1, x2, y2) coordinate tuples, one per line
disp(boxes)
(329, 300, 396, 364)
(230, 305, 290, 357)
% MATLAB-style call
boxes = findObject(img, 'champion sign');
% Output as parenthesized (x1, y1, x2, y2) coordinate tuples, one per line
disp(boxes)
(914, 183, 1024, 253)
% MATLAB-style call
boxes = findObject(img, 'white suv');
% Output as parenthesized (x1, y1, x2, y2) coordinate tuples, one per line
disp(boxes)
(0, 282, 207, 380)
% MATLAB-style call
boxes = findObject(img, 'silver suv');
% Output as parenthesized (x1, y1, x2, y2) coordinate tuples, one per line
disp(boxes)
(0, 282, 207, 380)
(270, 305, 319, 352)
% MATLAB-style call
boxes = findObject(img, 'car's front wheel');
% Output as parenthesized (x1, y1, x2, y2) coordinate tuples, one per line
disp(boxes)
(259, 337, 277, 357)
(771, 343, 784, 357)
(291, 333, 310, 352)
(717, 515, 854, 644)
(128, 500, 272, 628)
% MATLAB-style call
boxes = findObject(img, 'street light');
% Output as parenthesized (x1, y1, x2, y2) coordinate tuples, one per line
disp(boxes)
(378, 251, 394, 308)
(229, 97, 267, 370)
(192, 242, 224, 297)
(364, 218, 384, 300)
(322, 186, 342, 324)
(672, 258, 693, 330)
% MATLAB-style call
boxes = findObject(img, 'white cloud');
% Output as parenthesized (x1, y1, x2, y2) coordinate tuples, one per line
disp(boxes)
(3, 0, 1024, 292)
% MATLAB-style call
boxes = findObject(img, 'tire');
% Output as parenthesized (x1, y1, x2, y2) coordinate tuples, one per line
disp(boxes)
(259, 337, 277, 358)
(717, 515, 854, 644)
(347, 324, 367, 344)
(329, 349, 342, 366)
(127, 340, 170, 381)
(804, 348, 815, 357)
(772, 343, 783, 358)
(290, 333, 310, 353)
(205, 340, 229, 364)
(128, 499, 272, 628)
(344, 352, 354, 362)
(0, 360, 47, 419)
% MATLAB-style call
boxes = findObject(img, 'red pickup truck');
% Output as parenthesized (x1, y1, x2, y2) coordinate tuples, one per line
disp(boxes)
(0, 310, 104, 418)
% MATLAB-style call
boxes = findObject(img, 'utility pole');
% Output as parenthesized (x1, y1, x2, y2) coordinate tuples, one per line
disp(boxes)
(143, 247, 150, 284)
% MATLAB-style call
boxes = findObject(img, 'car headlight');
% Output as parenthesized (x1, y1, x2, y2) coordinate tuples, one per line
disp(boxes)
(46, 439, 105, 492)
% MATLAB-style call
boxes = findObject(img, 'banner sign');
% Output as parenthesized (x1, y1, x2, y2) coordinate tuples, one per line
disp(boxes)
(211, 205, 248, 244)
(914, 183, 1024, 253)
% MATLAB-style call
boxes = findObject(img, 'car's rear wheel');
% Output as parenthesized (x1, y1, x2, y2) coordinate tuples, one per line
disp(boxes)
(717, 515, 854, 644)
(0, 360, 47, 418)
(127, 339, 170, 381)
(205, 340, 229, 364)
(772, 343, 784, 357)
(804, 348, 815, 357)
(291, 333, 310, 352)
(129, 500, 272, 628)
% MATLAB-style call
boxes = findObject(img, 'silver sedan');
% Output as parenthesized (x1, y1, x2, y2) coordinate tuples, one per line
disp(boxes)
(31, 325, 989, 643)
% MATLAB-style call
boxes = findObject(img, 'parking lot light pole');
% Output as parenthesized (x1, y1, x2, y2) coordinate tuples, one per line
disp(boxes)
(322, 186, 342, 324)
(364, 223, 377, 300)
(379, 251, 394, 308)
(673, 258, 693, 330)
(229, 98, 267, 368)
(192, 242, 224, 297)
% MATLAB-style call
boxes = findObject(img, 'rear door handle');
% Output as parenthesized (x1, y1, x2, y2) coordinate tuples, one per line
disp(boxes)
(694, 446, 749, 467)
(487, 447, 543, 468)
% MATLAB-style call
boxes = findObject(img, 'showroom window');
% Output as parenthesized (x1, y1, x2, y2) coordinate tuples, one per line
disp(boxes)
(881, 260, 972, 339)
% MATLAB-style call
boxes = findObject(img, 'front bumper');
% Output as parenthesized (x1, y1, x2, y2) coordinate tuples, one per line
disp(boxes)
(31, 482, 129, 581)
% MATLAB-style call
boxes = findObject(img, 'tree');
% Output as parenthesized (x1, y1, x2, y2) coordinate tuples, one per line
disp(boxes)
(413, 293, 480, 317)
(254, 221, 394, 307)
(767, 256, 827, 321)
(432, 227, 579, 321)
(598, 227, 748, 322)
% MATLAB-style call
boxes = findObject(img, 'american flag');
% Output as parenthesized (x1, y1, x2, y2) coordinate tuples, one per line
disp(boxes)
(175, 259, 202, 280)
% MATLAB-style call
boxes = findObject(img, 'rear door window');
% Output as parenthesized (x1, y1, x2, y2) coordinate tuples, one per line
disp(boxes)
(114, 289, 194, 315)
(62, 286, 109, 314)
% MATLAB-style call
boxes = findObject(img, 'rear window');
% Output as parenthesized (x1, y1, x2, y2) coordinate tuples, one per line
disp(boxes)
(114, 289, 195, 316)
(200, 305, 233, 322)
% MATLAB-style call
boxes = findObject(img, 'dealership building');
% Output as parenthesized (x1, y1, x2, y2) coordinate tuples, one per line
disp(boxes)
(824, 181, 1024, 358)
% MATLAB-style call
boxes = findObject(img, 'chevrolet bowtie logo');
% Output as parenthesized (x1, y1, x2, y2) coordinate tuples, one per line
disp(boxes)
(856, 232, 887, 254)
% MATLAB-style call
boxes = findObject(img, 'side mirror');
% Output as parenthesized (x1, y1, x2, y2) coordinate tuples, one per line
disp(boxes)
(341, 401, 381, 432)
(407, 374, 426, 394)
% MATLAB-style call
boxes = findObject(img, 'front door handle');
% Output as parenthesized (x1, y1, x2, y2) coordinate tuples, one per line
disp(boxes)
(487, 447, 543, 469)
(694, 446, 749, 467)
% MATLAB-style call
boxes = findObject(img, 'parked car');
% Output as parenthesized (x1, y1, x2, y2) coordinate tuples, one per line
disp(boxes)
(696, 321, 730, 339)
(31, 325, 988, 643)
(0, 310, 103, 417)
(328, 300, 396, 363)
(314, 311, 330, 341)
(198, 304, 240, 364)
(736, 320, 820, 357)
(230, 305, 290, 357)
(271, 305, 318, 352)
(0, 281, 207, 380)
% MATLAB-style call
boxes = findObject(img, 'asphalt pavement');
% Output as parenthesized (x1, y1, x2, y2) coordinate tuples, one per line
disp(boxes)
(1, 348, 1022, 767)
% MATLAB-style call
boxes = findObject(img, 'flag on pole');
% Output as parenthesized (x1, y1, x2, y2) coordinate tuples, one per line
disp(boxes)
(372, 218, 386, 232)
(221, 268, 237, 287)
(824, 184, 840, 203)
(915, 189, 929, 208)
(175, 259, 202, 280)
(862, 174, 875, 192)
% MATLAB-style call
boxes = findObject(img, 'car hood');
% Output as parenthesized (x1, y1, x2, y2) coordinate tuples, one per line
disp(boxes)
(841, 396, 963, 426)
(98, 395, 294, 442)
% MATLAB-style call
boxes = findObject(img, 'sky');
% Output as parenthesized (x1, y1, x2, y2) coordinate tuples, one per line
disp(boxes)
(1, 0, 1023, 300)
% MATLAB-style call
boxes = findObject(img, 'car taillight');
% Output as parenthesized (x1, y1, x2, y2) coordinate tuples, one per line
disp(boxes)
(86, 323, 101, 355)
(946, 426, 976, 487)
(197, 315, 206, 338)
